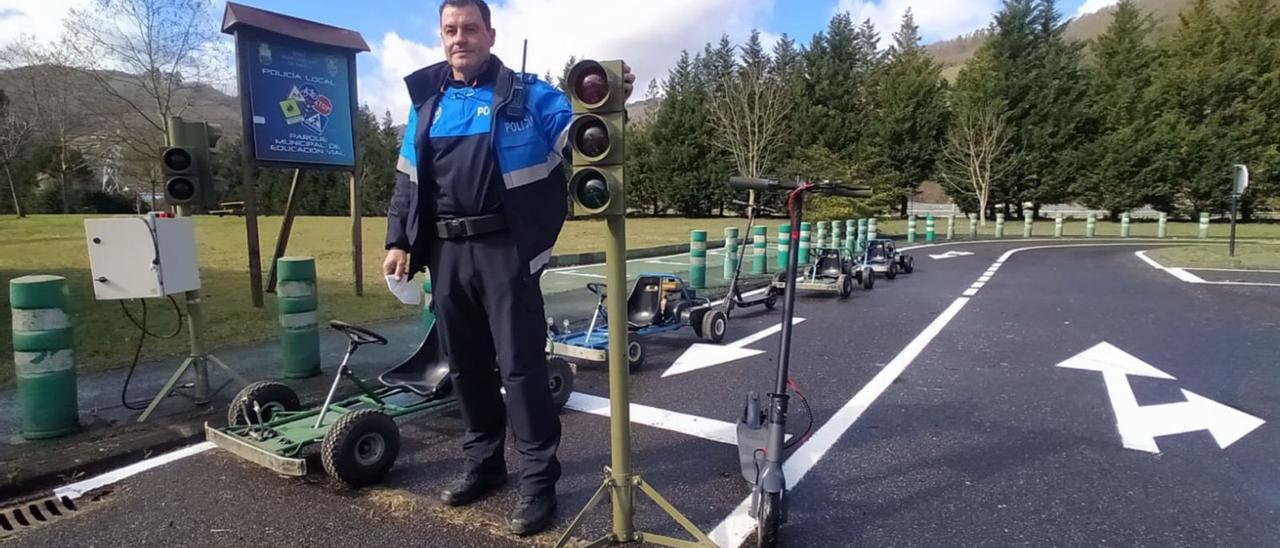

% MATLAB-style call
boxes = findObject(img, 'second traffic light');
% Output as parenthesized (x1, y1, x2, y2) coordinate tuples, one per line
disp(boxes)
(162, 117, 223, 208)
(566, 60, 626, 217)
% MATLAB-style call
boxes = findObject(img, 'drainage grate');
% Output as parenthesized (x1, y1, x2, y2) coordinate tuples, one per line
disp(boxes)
(0, 495, 78, 537)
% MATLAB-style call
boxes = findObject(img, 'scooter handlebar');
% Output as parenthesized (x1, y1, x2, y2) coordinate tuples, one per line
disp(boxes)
(727, 176, 780, 191)
(824, 184, 874, 198)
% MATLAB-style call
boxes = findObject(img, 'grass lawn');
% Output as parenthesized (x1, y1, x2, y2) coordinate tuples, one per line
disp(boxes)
(1148, 242, 1280, 270)
(2, 213, 1278, 384)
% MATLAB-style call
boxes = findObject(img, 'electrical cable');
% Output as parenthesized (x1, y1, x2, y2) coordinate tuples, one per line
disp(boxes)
(119, 296, 184, 410)
(783, 376, 815, 451)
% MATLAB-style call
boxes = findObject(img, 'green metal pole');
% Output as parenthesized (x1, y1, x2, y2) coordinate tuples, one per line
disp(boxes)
(946, 215, 956, 240)
(1121, 212, 1131, 238)
(752, 225, 767, 275)
(277, 256, 321, 379)
(907, 214, 917, 243)
(723, 227, 740, 281)
(1158, 212, 1168, 239)
(867, 217, 878, 242)
(798, 222, 811, 264)
(10, 275, 78, 440)
(995, 213, 1005, 239)
(1023, 209, 1033, 238)
(1055, 213, 1064, 238)
(1086, 213, 1097, 238)
(1199, 212, 1210, 239)
(776, 224, 789, 271)
(925, 215, 936, 242)
(968, 213, 978, 238)
(690, 230, 707, 290)
(604, 215, 635, 540)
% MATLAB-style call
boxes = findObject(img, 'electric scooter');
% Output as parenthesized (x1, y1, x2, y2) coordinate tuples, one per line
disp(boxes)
(722, 190, 784, 317)
(729, 176, 872, 547)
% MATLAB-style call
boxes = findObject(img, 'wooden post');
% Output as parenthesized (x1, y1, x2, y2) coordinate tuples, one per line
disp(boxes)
(266, 169, 304, 293)
(234, 32, 265, 309)
(350, 171, 363, 296)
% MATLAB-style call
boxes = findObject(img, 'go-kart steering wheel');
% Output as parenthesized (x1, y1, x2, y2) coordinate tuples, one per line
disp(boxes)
(329, 320, 388, 346)
(586, 282, 607, 297)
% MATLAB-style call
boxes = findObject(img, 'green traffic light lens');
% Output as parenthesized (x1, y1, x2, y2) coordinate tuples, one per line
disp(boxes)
(571, 170, 611, 211)
(163, 148, 193, 172)
(573, 118, 610, 158)
(166, 177, 197, 202)
(572, 63, 610, 106)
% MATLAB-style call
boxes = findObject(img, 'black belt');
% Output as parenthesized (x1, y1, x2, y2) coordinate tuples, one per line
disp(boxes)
(435, 213, 508, 239)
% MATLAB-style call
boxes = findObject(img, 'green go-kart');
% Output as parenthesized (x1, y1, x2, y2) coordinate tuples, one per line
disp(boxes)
(205, 320, 575, 488)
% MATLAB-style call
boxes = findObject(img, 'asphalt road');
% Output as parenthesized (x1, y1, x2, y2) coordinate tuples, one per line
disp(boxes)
(5, 239, 1277, 547)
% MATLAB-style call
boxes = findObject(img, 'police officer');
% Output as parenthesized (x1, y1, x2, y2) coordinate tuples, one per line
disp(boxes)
(383, 0, 632, 536)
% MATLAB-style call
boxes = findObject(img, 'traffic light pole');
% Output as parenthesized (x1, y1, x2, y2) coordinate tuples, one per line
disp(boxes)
(555, 216, 716, 548)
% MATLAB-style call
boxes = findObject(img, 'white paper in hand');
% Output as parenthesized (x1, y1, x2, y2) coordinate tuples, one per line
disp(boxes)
(385, 274, 422, 305)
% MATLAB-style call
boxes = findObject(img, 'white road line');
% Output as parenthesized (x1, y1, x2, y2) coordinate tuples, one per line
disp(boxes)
(1184, 267, 1280, 274)
(555, 270, 607, 279)
(970, 282, 987, 289)
(963, 288, 979, 297)
(645, 260, 689, 266)
(563, 392, 740, 445)
(978, 276, 992, 282)
(54, 442, 215, 500)
(1135, 250, 1280, 287)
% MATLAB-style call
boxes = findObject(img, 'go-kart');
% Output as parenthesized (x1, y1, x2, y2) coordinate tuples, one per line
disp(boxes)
(771, 246, 874, 298)
(861, 238, 915, 280)
(548, 274, 728, 372)
(205, 320, 575, 488)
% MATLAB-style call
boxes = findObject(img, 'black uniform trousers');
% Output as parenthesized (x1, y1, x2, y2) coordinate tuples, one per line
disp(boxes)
(425, 229, 561, 496)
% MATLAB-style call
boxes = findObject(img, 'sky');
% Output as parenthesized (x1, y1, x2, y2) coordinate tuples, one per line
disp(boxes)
(0, 0, 1108, 123)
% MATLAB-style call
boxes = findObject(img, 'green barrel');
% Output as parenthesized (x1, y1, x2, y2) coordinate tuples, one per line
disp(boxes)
(968, 213, 978, 238)
(1121, 212, 1131, 238)
(724, 227, 740, 280)
(925, 215, 936, 242)
(10, 275, 78, 440)
(1022, 209, 1033, 238)
(831, 221, 843, 252)
(691, 230, 707, 289)
(857, 219, 869, 253)
(907, 214, 918, 243)
(752, 226, 767, 275)
(816, 222, 828, 251)
(422, 279, 435, 332)
(798, 222, 811, 264)
(1055, 213, 1064, 237)
(1199, 212, 1210, 239)
(946, 215, 956, 240)
(277, 257, 321, 379)
(1158, 212, 1168, 238)
(776, 224, 789, 271)
(995, 213, 1006, 239)
(845, 219, 856, 254)
(1086, 213, 1097, 238)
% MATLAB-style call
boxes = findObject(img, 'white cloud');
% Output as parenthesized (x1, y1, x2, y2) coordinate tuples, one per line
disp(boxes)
(835, 0, 1003, 43)
(364, 0, 775, 123)
(1075, 0, 1119, 17)
(0, 0, 89, 48)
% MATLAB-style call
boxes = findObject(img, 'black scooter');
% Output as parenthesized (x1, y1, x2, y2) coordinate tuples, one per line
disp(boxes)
(730, 176, 872, 547)
(722, 191, 784, 317)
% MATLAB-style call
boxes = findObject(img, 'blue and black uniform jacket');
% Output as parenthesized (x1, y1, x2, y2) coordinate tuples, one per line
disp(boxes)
(386, 56, 571, 279)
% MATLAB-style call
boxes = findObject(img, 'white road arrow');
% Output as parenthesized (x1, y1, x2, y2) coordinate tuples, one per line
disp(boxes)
(662, 317, 805, 378)
(1056, 342, 1265, 453)
(928, 250, 974, 260)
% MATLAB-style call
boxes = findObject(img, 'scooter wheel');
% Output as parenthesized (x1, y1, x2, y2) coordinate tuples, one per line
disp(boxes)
(756, 490, 782, 548)
(702, 310, 728, 343)
(227, 381, 300, 426)
(321, 409, 400, 488)
(547, 357, 575, 410)
(626, 340, 646, 372)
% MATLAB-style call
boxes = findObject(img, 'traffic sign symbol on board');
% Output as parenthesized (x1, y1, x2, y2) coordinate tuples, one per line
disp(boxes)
(1056, 342, 1265, 453)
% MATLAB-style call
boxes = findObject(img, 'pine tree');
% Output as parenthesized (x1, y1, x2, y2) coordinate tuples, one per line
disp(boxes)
(650, 51, 717, 216)
(741, 29, 768, 76)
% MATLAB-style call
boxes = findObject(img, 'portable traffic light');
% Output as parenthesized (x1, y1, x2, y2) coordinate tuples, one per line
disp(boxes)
(161, 145, 199, 205)
(162, 117, 223, 209)
(566, 60, 627, 217)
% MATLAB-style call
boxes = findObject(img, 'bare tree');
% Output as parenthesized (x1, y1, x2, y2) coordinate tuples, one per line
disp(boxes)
(939, 102, 1018, 225)
(0, 90, 35, 217)
(705, 63, 792, 180)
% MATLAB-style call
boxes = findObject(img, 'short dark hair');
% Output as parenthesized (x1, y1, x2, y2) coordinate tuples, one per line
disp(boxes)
(439, 0, 492, 29)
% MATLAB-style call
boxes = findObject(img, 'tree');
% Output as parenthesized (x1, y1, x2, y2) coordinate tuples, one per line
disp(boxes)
(706, 48, 793, 181)
(649, 51, 717, 216)
(941, 49, 1018, 224)
(0, 90, 36, 217)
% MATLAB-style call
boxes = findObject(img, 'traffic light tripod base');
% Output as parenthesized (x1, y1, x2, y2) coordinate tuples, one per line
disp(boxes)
(554, 467, 717, 548)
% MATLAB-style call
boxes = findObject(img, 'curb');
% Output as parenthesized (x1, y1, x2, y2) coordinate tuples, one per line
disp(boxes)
(547, 239, 727, 269)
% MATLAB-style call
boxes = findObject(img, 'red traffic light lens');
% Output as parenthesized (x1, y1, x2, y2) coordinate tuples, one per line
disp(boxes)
(163, 148, 193, 172)
(572, 63, 610, 106)
(572, 118, 610, 158)
(165, 177, 197, 203)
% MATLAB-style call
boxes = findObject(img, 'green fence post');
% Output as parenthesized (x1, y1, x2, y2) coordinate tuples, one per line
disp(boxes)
(995, 213, 1005, 239)
(845, 220, 856, 254)
(1121, 212, 1131, 238)
(752, 225, 767, 275)
(1023, 209, 1033, 238)
(1199, 212, 1210, 239)
(832, 221, 843, 252)
(857, 218, 869, 252)
(1055, 213, 1064, 238)
(1158, 212, 1168, 238)
(277, 257, 321, 379)
(723, 227, 740, 280)
(10, 275, 78, 440)
(776, 224, 789, 271)
(946, 215, 956, 240)
(691, 230, 707, 289)
(816, 222, 828, 251)
(907, 214, 917, 243)
(968, 213, 978, 238)
(925, 215, 936, 242)
(1086, 213, 1097, 238)
(798, 222, 811, 264)
(867, 217, 878, 242)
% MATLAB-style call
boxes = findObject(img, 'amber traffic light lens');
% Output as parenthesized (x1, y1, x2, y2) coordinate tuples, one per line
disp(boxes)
(573, 64, 610, 105)
(573, 118, 610, 158)
(163, 148, 193, 172)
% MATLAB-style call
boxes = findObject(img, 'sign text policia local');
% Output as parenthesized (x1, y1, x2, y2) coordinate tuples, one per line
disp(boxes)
(243, 35, 355, 167)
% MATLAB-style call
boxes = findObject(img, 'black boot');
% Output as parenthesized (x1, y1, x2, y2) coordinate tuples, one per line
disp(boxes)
(439, 471, 506, 507)
(509, 492, 557, 536)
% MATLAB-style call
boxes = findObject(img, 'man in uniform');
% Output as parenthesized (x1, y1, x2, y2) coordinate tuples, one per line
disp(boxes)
(383, 0, 632, 535)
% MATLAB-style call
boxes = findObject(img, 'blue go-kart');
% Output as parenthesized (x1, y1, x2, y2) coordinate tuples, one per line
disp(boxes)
(547, 274, 728, 372)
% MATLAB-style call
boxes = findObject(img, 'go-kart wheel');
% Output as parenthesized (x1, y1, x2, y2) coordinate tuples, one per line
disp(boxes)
(886, 262, 898, 280)
(547, 357, 574, 410)
(904, 255, 915, 274)
(321, 409, 400, 488)
(756, 490, 782, 548)
(703, 309, 728, 343)
(764, 291, 778, 310)
(626, 340, 646, 372)
(227, 381, 300, 426)
(862, 267, 875, 290)
(837, 275, 853, 299)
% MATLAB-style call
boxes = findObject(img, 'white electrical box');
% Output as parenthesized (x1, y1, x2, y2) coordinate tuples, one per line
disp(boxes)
(84, 215, 201, 300)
